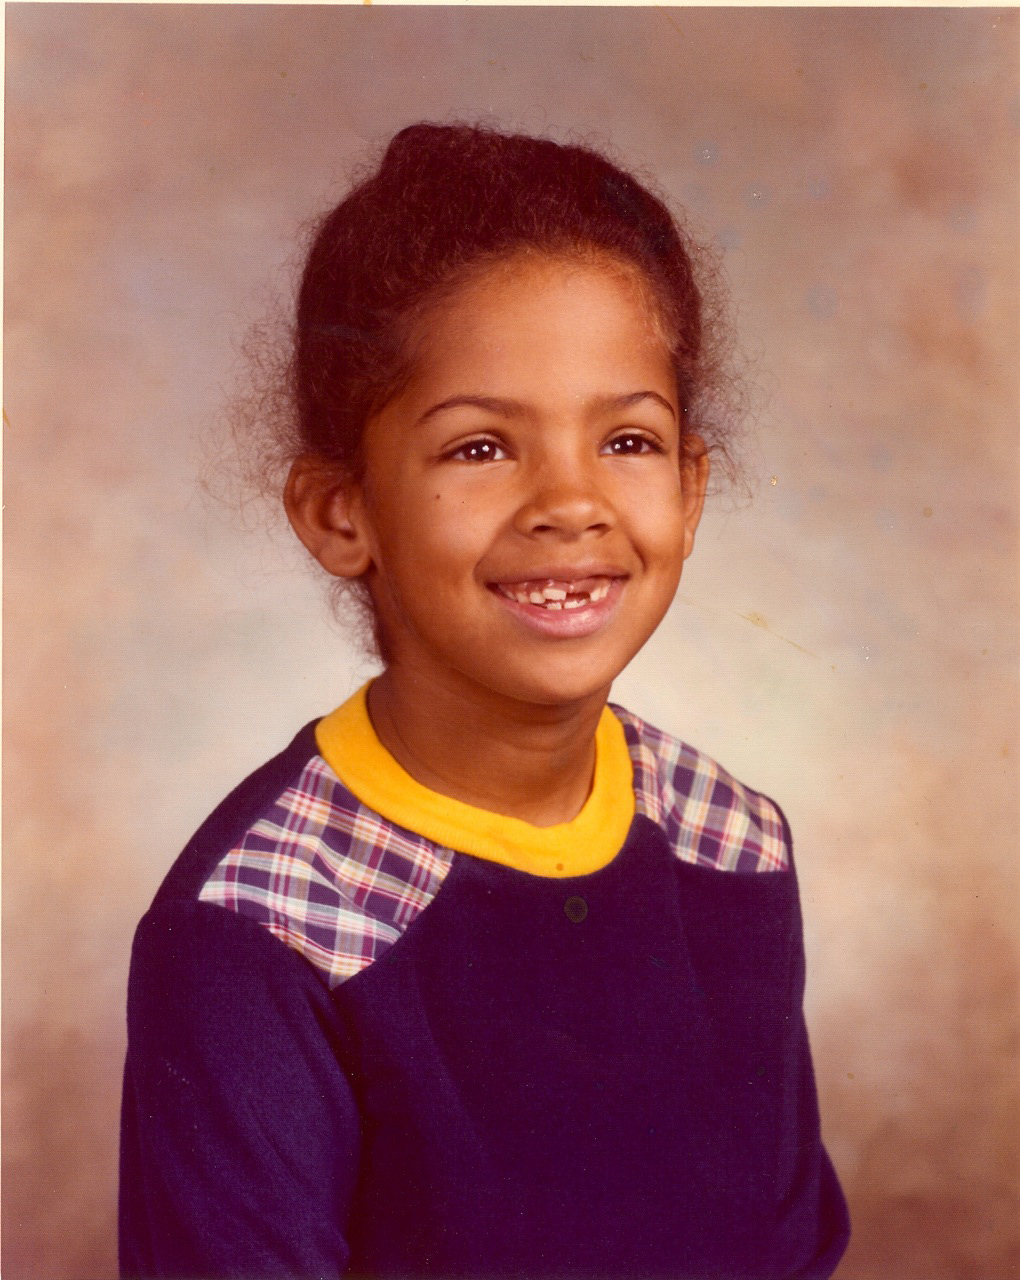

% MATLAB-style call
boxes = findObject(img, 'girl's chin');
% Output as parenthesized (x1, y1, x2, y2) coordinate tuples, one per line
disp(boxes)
(466, 661, 622, 712)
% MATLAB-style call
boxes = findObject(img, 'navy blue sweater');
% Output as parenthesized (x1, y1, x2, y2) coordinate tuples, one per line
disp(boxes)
(120, 721, 849, 1278)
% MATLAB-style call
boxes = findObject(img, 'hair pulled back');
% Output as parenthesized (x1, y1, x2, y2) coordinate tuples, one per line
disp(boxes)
(291, 123, 737, 480)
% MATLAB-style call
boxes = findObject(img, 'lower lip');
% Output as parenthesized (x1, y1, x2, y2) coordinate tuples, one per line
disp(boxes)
(489, 580, 626, 638)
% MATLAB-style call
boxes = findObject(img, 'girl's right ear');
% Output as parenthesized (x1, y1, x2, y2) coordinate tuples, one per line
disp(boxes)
(283, 455, 374, 580)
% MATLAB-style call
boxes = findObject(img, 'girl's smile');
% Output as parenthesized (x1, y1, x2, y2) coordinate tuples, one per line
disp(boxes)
(485, 571, 625, 643)
(290, 252, 709, 717)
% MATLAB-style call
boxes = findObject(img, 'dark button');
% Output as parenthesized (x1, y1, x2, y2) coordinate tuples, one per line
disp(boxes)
(564, 895, 588, 923)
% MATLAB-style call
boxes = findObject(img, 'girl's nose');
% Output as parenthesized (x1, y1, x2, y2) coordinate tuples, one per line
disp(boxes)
(514, 459, 614, 539)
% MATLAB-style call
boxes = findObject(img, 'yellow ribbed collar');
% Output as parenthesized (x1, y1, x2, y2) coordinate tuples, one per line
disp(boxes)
(315, 684, 635, 879)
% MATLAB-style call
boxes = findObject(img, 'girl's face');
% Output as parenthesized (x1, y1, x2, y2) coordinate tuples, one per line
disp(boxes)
(344, 254, 707, 711)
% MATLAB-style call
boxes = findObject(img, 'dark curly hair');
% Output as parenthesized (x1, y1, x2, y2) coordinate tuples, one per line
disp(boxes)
(238, 122, 742, 483)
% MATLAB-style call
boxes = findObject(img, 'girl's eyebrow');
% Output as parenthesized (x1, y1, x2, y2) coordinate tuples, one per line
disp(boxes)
(414, 395, 523, 427)
(596, 391, 677, 421)
(414, 390, 676, 427)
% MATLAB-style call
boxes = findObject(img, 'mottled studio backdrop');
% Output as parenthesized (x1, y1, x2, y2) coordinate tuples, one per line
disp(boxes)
(4, 6, 1018, 1278)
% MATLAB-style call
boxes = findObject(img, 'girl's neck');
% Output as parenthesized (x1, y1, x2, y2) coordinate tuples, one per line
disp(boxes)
(366, 667, 608, 827)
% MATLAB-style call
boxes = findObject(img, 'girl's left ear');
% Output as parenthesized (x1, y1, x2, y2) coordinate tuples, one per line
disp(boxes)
(284, 454, 375, 579)
(680, 437, 710, 560)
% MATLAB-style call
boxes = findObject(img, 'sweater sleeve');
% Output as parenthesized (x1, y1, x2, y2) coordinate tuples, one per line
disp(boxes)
(773, 1014, 851, 1279)
(119, 900, 360, 1279)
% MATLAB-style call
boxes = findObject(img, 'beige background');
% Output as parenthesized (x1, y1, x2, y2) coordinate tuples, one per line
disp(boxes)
(4, 6, 1018, 1278)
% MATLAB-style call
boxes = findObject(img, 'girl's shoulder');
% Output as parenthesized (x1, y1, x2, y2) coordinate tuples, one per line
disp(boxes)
(151, 722, 455, 990)
(609, 703, 791, 875)
(142, 704, 792, 996)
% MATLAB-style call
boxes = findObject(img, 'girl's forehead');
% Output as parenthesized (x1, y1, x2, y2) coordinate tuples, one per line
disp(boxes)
(381, 254, 679, 425)
(412, 251, 673, 367)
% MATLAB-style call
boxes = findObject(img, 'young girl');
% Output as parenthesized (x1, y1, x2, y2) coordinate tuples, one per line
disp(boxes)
(120, 123, 849, 1279)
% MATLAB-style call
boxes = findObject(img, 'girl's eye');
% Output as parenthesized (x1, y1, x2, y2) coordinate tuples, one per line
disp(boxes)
(446, 438, 508, 463)
(603, 432, 663, 456)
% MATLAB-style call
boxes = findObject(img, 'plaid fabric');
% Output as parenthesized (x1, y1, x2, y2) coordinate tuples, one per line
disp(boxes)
(199, 756, 455, 988)
(199, 708, 788, 987)
(612, 706, 789, 874)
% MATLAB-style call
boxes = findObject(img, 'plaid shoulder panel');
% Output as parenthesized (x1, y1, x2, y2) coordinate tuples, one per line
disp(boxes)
(612, 706, 789, 873)
(199, 755, 455, 988)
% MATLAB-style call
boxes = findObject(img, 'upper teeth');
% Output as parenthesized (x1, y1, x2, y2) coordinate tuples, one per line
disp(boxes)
(499, 581, 612, 608)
